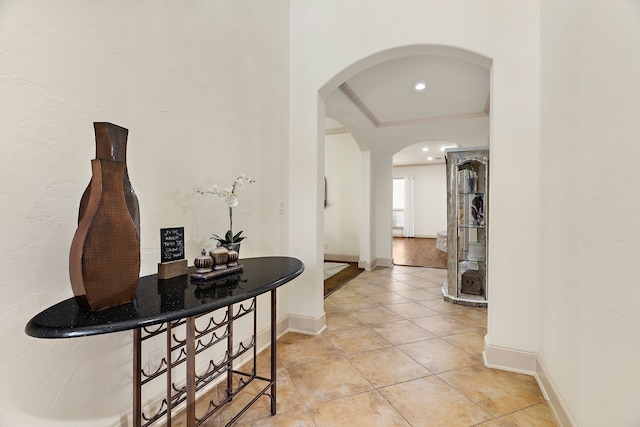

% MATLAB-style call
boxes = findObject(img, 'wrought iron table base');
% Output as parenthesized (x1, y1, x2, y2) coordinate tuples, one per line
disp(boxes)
(133, 290, 277, 427)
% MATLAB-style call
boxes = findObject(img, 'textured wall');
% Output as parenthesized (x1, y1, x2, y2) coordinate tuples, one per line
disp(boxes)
(393, 164, 447, 238)
(324, 131, 361, 259)
(0, 1, 289, 425)
(540, 1, 640, 425)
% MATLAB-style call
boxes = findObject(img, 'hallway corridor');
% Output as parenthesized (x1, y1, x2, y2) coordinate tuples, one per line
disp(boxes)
(185, 266, 556, 426)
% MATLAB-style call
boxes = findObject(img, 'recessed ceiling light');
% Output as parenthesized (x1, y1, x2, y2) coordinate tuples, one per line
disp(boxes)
(414, 81, 427, 91)
(427, 157, 433, 161)
(422, 147, 429, 152)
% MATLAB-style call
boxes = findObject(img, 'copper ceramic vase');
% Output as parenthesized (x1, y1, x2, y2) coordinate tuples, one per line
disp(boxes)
(69, 124, 141, 311)
(79, 122, 140, 239)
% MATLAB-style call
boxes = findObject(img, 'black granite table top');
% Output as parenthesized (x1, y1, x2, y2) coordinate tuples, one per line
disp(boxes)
(25, 256, 304, 339)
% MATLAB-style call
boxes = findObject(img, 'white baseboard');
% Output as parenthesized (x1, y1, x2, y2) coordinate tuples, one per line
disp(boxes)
(376, 258, 394, 267)
(253, 315, 291, 349)
(483, 340, 537, 374)
(483, 339, 575, 427)
(536, 356, 577, 427)
(287, 312, 327, 335)
(358, 259, 375, 270)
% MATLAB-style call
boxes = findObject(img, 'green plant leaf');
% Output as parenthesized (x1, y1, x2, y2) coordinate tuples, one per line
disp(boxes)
(211, 233, 228, 244)
(211, 229, 247, 244)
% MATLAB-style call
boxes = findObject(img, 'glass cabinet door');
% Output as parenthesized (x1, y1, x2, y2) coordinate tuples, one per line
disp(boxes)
(443, 148, 489, 307)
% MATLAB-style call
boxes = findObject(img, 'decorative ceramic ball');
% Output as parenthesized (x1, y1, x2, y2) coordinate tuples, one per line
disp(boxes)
(227, 249, 239, 267)
(194, 249, 213, 273)
(210, 244, 229, 270)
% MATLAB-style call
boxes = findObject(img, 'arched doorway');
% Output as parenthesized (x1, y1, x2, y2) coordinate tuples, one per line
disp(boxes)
(321, 46, 491, 273)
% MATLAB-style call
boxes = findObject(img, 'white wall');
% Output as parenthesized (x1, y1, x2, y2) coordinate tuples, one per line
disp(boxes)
(290, 0, 541, 356)
(393, 164, 447, 237)
(0, 1, 289, 425)
(540, 1, 640, 425)
(11, 2, 638, 425)
(324, 132, 361, 260)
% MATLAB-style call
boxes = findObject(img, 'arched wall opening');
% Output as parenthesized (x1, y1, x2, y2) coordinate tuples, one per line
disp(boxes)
(288, 7, 541, 371)
(320, 45, 492, 271)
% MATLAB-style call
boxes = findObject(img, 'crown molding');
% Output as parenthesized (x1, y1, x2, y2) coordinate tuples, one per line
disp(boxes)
(339, 83, 381, 126)
(393, 162, 445, 167)
(379, 111, 488, 128)
(325, 127, 349, 135)
(339, 83, 488, 129)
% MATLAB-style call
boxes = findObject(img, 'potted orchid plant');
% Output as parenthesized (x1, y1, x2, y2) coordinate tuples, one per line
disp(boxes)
(198, 174, 255, 250)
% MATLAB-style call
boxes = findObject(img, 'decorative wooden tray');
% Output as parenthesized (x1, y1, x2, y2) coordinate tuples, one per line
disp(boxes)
(190, 264, 244, 283)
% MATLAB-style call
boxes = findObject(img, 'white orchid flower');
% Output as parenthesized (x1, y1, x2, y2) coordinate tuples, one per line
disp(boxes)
(198, 174, 255, 243)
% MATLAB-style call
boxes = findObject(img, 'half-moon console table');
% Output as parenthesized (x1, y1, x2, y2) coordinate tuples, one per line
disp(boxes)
(25, 256, 304, 427)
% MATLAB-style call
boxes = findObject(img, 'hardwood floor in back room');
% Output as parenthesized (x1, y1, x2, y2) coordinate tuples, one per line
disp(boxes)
(323, 262, 363, 297)
(393, 237, 448, 269)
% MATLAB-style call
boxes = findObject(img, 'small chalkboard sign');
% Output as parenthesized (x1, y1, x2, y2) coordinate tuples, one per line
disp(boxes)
(160, 227, 185, 263)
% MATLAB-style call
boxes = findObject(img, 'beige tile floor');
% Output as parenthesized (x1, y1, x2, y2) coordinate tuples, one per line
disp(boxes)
(186, 265, 557, 427)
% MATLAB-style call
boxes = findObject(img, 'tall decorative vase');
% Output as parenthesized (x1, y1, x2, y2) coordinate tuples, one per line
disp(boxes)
(79, 122, 140, 240)
(69, 158, 141, 311)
